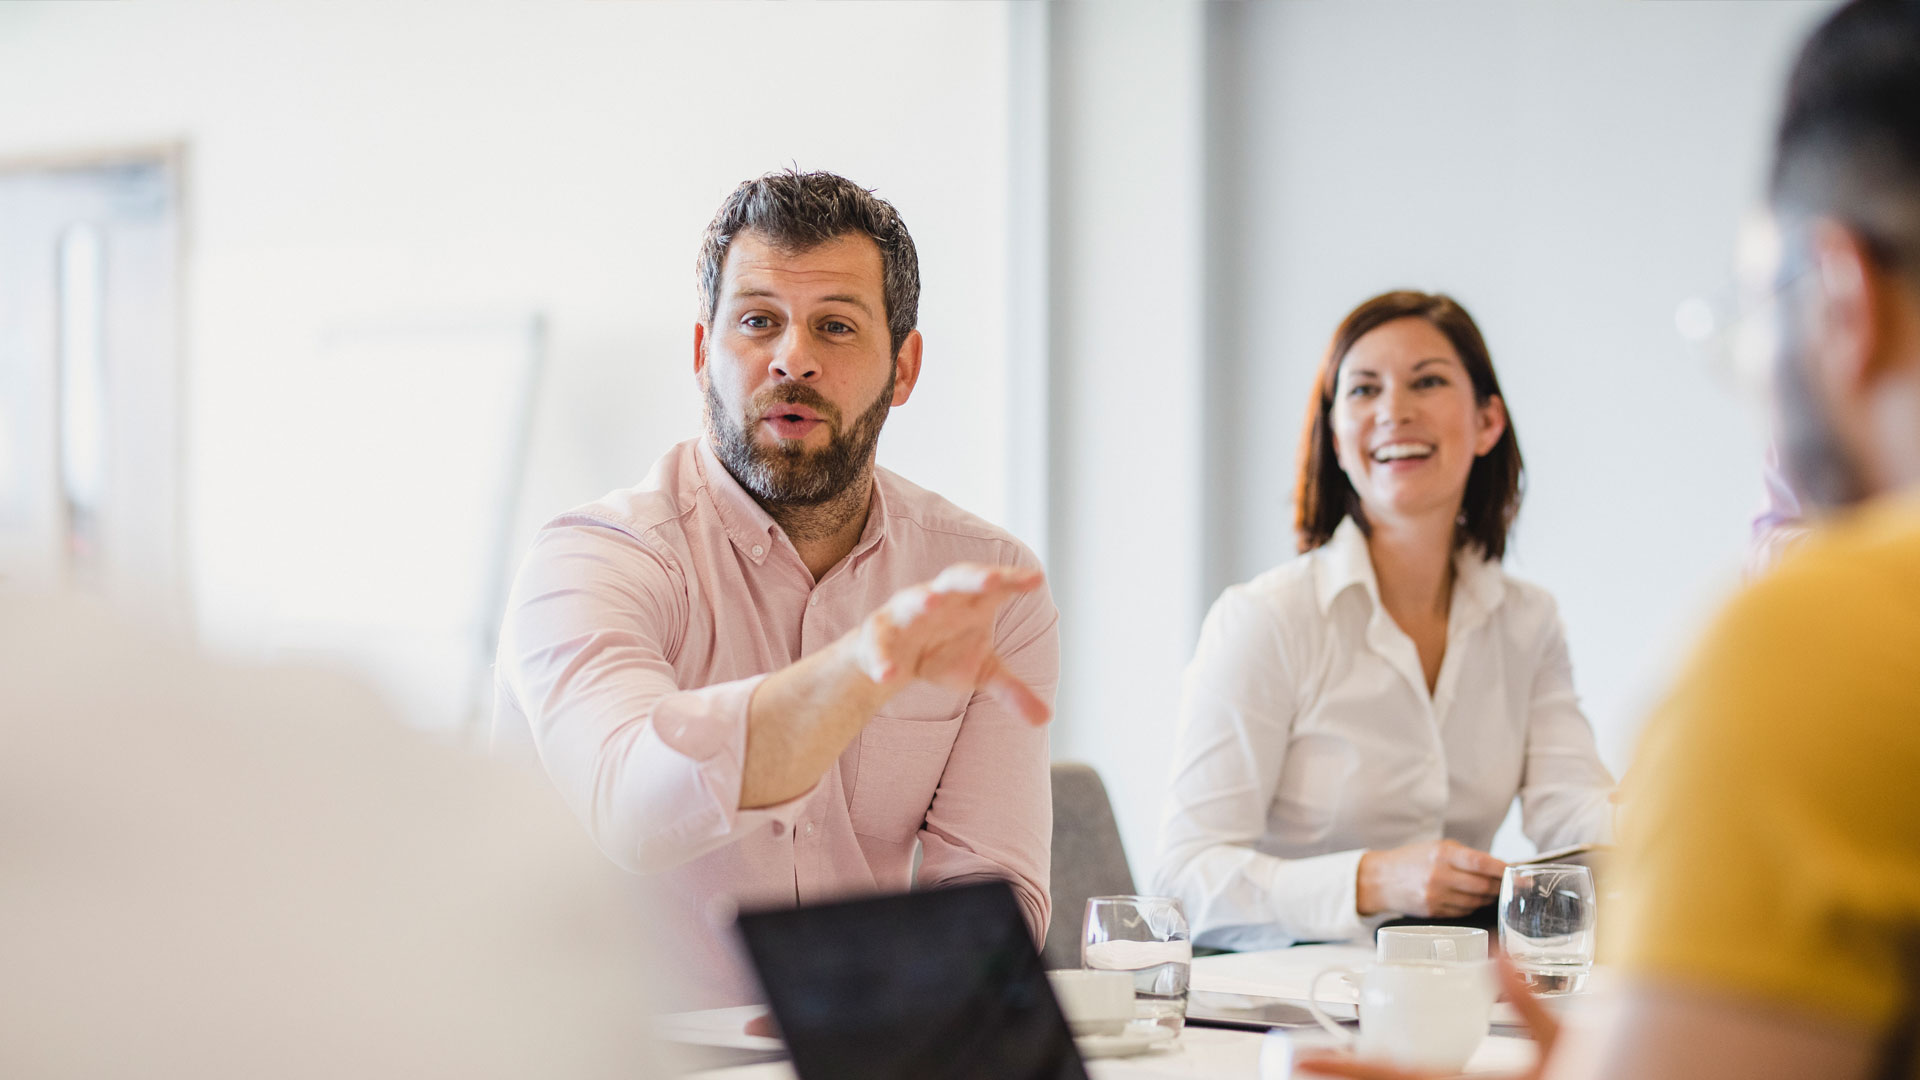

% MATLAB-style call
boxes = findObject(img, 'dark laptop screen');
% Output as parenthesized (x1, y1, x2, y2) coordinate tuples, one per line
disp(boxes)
(736, 881, 1088, 1080)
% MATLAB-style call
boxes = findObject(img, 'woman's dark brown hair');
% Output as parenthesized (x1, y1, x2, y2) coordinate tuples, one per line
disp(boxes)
(1293, 290, 1524, 559)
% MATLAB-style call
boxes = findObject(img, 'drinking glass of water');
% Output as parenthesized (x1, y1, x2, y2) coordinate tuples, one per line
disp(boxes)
(1082, 895, 1191, 1035)
(1499, 864, 1596, 995)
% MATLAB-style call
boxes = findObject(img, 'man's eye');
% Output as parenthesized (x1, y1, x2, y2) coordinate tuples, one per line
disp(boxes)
(822, 320, 852, 334)
(742, 315, 773, 330)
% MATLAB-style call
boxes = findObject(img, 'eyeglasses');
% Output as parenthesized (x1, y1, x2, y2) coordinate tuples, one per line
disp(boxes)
(1674, 214, 1819, 398)
(1673, 269, 1811, 399)
(1678, 215, 1912, 396)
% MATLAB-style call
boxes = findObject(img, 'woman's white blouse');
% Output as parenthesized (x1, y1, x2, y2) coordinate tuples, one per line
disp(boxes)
(1151, 518, 1614, 951)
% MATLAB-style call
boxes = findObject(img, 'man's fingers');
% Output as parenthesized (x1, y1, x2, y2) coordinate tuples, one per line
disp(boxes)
(892, 566, 1038, 632)
(928, 562, 1043, 598)
(982, 654, 1050, 726)
(884, 584, 935, 628)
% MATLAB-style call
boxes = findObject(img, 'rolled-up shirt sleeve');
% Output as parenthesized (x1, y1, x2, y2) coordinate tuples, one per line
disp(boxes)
(496, 521, 815, 873)
(1517, 606, 1615, 851)
(1153, 587, 1379, 948)
(915, 542, 1059, 945)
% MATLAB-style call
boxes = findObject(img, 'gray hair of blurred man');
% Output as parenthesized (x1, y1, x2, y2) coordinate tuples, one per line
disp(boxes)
(1766, 0, 1920, 509)
(0, 594, 674, 1079)
(695, 169, 922, 360)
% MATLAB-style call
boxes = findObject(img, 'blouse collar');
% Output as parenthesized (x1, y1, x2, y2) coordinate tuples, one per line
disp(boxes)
(1311, 515, 1506, 625)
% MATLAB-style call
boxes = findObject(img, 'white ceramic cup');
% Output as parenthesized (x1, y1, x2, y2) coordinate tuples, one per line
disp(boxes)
(1376, 925, 1490, 964)
(1047, 969, 1136, 1037)
(1306, 961, 1496, 1071)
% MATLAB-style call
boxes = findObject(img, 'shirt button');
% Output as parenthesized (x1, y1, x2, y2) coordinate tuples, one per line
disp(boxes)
(809, 595, 819, 608)
(803, 822, 816, 838)
(751, 544, 765, 558)
(770, 821, 786, 838)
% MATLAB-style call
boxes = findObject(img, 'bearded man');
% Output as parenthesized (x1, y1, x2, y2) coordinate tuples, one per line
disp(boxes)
(495, 171, 1057, 1008)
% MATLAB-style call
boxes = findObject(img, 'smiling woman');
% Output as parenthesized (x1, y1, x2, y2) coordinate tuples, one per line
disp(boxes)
(1151, 290, 1615, 953)
(1296, 291, 1523, 561)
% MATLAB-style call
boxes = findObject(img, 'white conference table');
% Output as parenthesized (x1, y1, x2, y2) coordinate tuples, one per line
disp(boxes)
(674, 943, 1545, 1079)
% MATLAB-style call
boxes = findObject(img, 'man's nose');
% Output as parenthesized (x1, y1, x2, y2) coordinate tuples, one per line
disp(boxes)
(768, 329, 820, 382)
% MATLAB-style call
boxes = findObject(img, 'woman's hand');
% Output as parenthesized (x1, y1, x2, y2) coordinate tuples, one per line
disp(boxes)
(1357, 839, 1506, 917)
(1297, 955, 1559, 1080)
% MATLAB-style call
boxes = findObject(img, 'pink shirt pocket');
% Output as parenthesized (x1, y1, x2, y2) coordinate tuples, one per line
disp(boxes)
(849, 712, 965, 842)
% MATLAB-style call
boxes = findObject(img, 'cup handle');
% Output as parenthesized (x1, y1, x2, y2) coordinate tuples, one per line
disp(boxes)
(1434, 939, 1457, 962)
(1306, 966, 1360, 1044)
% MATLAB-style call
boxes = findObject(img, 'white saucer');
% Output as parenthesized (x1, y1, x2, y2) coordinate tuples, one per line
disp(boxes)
(1074, 1024, 1178, 1059)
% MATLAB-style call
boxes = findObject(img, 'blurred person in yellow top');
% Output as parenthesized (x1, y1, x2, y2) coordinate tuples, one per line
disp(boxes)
(1302, 0, 1920, 1078)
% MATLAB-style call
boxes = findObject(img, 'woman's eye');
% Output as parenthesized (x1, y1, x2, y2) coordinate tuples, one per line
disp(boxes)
(1416, 374, 1448, 388)
(1347, 384, 1377, 398)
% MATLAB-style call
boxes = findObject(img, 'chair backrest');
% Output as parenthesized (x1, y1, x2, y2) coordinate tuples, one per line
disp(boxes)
(1044, 762, 1136, 970)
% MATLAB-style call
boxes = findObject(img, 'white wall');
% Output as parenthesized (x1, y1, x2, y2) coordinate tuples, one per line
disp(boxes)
(0, 0, 1013, 723)
(1042, 1, 1210, 885)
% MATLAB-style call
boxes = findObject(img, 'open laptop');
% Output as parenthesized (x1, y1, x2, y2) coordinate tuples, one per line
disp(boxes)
(736, 881, 1089, 1080)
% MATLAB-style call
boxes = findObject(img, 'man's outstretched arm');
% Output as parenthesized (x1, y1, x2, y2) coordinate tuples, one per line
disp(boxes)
(499, 524, 1049, 870)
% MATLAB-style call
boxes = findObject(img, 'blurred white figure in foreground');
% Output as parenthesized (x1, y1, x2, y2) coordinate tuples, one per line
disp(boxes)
(0, 594, 665, 1080)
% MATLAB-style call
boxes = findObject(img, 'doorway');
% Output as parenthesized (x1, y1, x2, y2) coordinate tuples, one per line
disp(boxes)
(0, 146, 185, 619)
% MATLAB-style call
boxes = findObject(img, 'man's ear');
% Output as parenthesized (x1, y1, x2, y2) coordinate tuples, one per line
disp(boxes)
(890, 329, 925, 407)
(693, 322, 709, 386)
(1808, 220, 1883, 399)
(1475, 394, 1509, 457)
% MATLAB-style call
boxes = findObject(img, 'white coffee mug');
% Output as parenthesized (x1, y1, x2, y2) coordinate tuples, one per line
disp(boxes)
(1376, 925, 1489, 964)
(1046, 969, 1135, 1036)
(1306, 961, 1495, 1071)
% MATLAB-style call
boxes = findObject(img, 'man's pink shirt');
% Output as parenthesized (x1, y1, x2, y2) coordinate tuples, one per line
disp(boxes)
(495, 438, 1058, 1007)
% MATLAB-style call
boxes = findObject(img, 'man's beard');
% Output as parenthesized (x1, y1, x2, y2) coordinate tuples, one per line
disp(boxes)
(1774, 303, 1870, 511)
(705, 373, 894, 507)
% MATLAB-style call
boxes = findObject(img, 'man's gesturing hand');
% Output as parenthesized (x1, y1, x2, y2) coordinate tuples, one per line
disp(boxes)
(847, 563, 1051, 725)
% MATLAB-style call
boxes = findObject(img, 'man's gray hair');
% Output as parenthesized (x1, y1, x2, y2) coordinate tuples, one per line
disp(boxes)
(697, 170, 921, 358)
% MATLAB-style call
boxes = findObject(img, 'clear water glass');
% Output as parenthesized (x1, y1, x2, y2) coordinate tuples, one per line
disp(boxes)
(1499, 863, 1596, 995)
(1082, 895, 1191, 1035)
